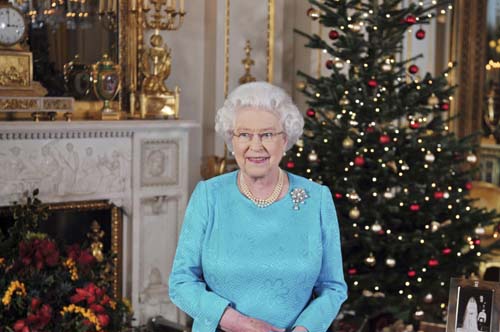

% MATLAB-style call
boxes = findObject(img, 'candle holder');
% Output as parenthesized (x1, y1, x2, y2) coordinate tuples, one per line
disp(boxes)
(136, 0, 185, 119)
(92, 54, 121, 120)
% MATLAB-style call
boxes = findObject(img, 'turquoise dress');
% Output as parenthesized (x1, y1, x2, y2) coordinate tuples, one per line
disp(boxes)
(168, 171, 347, 332)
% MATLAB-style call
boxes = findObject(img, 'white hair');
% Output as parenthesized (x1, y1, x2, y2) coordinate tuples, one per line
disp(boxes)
(215, 82, 304, 151)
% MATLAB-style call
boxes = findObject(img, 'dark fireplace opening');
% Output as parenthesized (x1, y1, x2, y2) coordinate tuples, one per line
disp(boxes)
(0, 200, 123, 297)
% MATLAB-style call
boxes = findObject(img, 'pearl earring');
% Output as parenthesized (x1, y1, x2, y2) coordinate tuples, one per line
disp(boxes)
(231, 151, 235, 156)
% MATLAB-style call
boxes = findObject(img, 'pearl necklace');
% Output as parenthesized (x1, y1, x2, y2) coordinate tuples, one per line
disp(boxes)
(238, 169, 284, 208)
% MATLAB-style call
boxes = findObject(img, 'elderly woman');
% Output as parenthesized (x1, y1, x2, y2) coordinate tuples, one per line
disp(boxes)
(169, 82, 347, 332)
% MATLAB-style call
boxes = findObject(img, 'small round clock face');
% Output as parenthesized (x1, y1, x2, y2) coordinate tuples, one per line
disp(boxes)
(0, 6, 26, 46)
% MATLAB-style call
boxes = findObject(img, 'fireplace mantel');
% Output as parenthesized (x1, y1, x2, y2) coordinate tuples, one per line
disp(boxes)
(0, 120, 199, 326)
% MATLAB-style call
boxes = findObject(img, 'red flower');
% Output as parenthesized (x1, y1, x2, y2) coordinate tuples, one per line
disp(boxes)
(98, 314, 110, 327)
(66, 244, 95, 268)
(14, 303, 52, 332)
(19, 238, 60, 270)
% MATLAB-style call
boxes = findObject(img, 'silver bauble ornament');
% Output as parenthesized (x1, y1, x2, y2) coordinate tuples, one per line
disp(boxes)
(365, 253, 376, 267)
(382, 62, 392, 72)
(431, 221, 440, 232)
(385, 257, 396, 267)
(371, 222, 382, 232)
(334, 59, 345, 69)
(383, 190, 395, 199)
(342, 136, 354, 149)
(424, 293, 433, 303)
(475, 226, 485, 235)
(348, 191, 360, 202)
(350, 23, 361, 32)
(308, 150, 318, 162)
(466, 153, 478, 163)
(443, 191, 450, 199)
(349, 206, 360, 219)
(413, 309, 424, 320)
(425, 152, 435, 163)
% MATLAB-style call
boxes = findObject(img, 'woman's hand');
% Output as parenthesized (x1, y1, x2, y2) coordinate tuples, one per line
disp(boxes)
(219, 306, 285, 332)
(292, 326, 308, 332)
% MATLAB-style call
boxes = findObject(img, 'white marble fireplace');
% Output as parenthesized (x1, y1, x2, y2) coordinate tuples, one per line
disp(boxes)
(0, 120, 198, 326)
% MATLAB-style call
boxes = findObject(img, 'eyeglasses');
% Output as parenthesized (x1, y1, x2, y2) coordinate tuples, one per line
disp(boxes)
(232, 131, 284, 144)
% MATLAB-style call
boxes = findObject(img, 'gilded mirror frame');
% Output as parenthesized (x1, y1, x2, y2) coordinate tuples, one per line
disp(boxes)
(450, 0, 488, 138)
(73, 0, 131, 119)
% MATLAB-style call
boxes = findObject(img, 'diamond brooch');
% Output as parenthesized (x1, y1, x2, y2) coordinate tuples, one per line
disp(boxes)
(290, 188, 309, 210)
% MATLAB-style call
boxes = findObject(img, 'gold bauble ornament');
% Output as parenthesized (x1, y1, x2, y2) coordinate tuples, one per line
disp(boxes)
(296, 81, 307, 91)
(350, 23, 361, 32)
(428, 94, 439, 107)
(342, 136, 354, 149)
(340, 96, 350, 106)
(430, 221, 440, 232)
(349, 206, 360, 219)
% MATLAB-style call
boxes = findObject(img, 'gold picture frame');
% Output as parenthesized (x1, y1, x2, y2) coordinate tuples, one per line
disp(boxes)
(0, 50, 32, 89)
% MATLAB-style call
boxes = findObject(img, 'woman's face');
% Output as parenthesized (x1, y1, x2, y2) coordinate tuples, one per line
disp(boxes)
(231, 107, 287, 180)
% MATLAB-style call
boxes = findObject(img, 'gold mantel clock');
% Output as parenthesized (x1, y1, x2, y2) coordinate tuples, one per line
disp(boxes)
(0, 0, 46, 97)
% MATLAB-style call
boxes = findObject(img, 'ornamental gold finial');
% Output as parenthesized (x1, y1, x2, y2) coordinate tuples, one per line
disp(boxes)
(239, 40, 256, 85)
(87, 220, 105, 262)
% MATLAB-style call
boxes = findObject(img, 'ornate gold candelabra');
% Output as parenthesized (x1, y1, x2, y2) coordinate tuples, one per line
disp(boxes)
(132, 0, 185, 119)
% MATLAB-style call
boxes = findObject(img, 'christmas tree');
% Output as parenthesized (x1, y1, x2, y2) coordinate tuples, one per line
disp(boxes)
(287, 0, 500, 327)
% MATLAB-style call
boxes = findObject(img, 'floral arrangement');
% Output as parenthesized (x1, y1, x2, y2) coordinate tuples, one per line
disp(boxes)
(0, 191, 134, 332)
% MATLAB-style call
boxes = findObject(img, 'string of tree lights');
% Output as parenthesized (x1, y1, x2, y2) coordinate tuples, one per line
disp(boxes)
(287, 0, 500, 328)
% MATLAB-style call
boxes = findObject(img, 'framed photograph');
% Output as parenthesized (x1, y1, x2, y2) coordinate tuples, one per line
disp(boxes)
(446, 278, 500, 332)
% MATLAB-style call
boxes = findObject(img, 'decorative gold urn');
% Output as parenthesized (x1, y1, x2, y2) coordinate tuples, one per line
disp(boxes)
(92, 54, 121, 120)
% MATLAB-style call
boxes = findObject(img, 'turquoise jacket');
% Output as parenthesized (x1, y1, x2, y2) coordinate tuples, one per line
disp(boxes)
(169, 171, 347, 332)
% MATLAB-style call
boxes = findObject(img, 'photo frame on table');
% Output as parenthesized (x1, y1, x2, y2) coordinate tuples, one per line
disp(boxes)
(446, 278, 500, 332)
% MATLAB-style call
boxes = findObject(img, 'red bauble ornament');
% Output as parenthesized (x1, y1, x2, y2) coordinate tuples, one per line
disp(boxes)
(410, 204, 420, 211)
(474, 238, 481, 245)
(409, 65, 419, 74)
(442, 248, 452, 255)
(329, 30, 339, 40)
(408, 270, 416, 277)
(410, 121, 420, 129)
(348, 268, 357, 275)
(377, 230, 385, 235)
(379, 134, 390, 144)
(366, 126, 375, 134)
(440, 102, 450, 111)
(434, 191, 444, 199)
(465, 182, 473, 190)
(405, 15, 417, 24)
(326, 60, 334, 69)
(306, 108, 316, 117)
(416, 29, 426, 40)
(334, 193, 343, 199)
(368, 79, 378, 88)
(286, 161, 295, 169)
(428, 258, 439, 267)
(354, 156, 365, 166)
